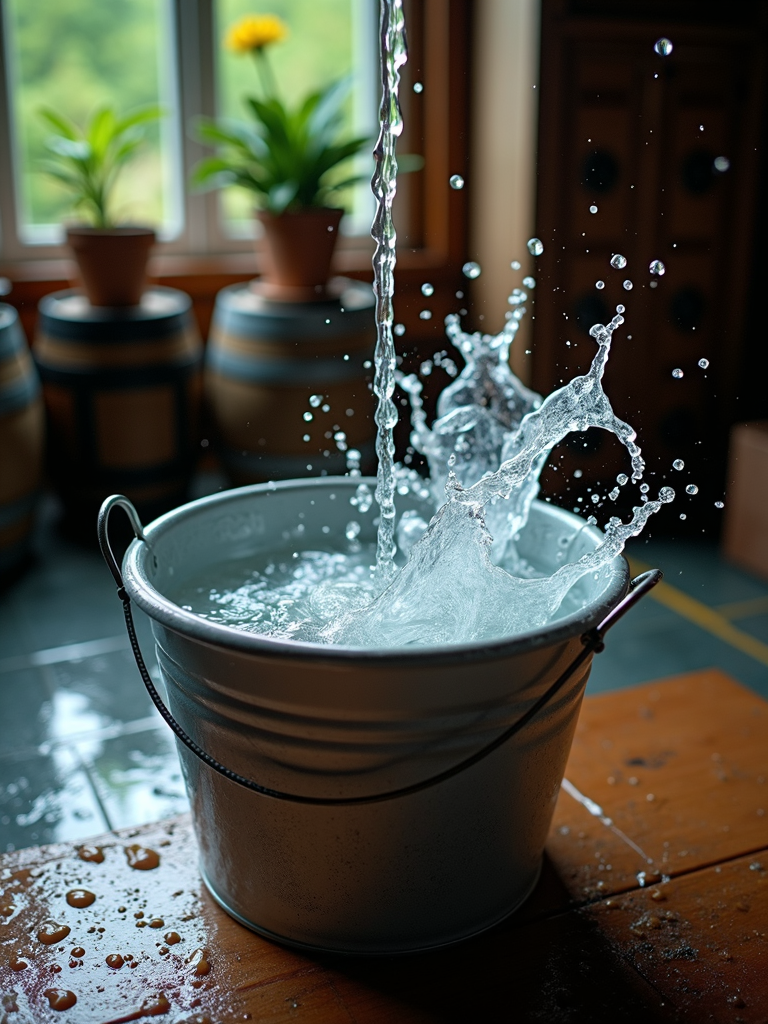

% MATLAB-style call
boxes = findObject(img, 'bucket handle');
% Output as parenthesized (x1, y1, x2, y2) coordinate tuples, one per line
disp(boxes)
(98, 494, 662, 806)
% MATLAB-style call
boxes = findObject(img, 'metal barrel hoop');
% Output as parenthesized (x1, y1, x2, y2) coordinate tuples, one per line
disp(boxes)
(98, 494, 662, 806)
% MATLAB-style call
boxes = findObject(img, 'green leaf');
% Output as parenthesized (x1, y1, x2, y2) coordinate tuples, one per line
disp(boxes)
(38, 107, 80, 141)
(88, 106, 116, 158)
(113, 105, 163, 136)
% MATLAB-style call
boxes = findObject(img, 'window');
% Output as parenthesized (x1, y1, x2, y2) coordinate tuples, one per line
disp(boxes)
(0, 0, 377, 258)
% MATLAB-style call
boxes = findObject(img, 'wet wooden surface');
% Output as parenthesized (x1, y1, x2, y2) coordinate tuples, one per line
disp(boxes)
(1, 668, 766, 1023)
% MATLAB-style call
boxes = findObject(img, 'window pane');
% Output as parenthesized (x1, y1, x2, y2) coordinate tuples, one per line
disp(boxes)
(214, 0, 376, 237)
(3, 0, 181, 243)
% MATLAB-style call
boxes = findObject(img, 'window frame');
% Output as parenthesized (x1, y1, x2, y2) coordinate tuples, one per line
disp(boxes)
(0, 0, 472, 345)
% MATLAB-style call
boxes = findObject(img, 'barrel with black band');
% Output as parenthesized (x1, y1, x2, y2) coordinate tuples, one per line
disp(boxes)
(205, 277, 375, 483)
(0, 303, 44, 579)
(34, 288, 202, 529)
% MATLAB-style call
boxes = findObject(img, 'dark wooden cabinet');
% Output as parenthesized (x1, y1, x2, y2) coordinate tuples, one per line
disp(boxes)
(532, 1, 766, 531)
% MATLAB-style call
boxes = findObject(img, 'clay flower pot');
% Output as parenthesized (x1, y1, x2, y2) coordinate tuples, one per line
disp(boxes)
(255, 207, 344, 302)
(66, 226, 156, 307)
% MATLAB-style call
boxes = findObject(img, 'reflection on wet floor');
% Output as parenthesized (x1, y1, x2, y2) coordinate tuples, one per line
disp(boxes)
(1, 490, 766, 852)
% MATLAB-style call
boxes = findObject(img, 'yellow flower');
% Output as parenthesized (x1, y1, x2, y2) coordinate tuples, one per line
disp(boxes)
(226, 14, 288, 54)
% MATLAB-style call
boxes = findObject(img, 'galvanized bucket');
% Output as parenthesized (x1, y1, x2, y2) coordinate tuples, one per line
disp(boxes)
(98, 479, 659, 954)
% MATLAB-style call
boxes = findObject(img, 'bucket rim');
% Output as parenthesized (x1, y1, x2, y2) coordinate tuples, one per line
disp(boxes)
(122, 477, 629, 666)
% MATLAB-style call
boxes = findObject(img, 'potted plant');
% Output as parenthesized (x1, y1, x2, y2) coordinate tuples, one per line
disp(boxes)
(39, 104, 162, 306)
(192, 13, 370, 301)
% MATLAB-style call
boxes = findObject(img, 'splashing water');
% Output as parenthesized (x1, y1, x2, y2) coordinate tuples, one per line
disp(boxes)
(175, 0, 676, 648)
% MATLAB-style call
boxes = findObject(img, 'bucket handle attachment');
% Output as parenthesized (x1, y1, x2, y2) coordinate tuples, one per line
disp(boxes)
(98, 494, 662, 806)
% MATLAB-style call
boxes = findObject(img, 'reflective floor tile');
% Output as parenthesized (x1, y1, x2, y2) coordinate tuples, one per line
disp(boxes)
(0, 668, 52, 757)
(78, 727, 189, 831)
(0, 746, 108, 852)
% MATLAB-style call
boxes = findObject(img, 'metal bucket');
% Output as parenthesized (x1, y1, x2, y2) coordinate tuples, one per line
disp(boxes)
(99, 479, 658, 954)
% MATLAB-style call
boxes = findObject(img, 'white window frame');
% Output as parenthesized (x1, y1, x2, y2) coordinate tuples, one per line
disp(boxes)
(0, 0, 378, 263)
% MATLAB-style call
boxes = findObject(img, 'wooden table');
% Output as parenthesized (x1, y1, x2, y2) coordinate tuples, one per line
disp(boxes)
(1, 669, 766, 1023)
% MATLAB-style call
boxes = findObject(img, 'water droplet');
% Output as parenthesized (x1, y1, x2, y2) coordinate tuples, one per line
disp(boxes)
(715, 501, 724, 509)
(673, 459, 684, 470)
(573, 469, 583, 478)
(595, 280, 605, 290)
(421, 282, 434, 296)
(640, 483, 649, 493)
(309, 394, 323, 408)
(322, 404, 330, 413)
(413, 81, 423, 93)
(345, 521, 361, 541)
(77, 844, 104, 863)
(66, 888, 95, 908)
(589, 204, 598, 214)
(610, 253, 627, 270)
(462, 261, 481, 279)
(616, 304, 625, 314)
(508, 288, 527, 306)
(698, 358, 709, 369)
(654, 37, 673, 56)
(106, 954, 124, 969)
(44, 990, 77, 1012)
(686, 484, 698, 495)
(303, 434, 310, 442)
(522, 276, 536, 289)
(394, 323, 406, 336)
(510, 260, 521, 270)
(714, 155, 730, 173)
(449, 174, 464, 190)
(623, 280, 633, 291)
(124, 844, 160, 870)
(38, 921, 71, 945)
(672, 368, 684, 379)
(679, 513, 687, 520)
(527, 237, 544, 256)
(303, 411, 313, 421)
(617, 473, 629, 486)
(649, 259, 665, 276)
(609, 487, 620, 500)
(419, 310, 432, 320)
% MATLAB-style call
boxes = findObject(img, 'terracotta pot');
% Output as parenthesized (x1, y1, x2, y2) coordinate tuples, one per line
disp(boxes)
(66, 226, 155, 307)
(255, 207, 343, 302)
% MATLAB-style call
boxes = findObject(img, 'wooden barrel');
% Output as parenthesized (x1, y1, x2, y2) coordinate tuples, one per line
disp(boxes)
(34, 288, 202, 529)
(205, 278, 375, 483)
(0, 303, 45, 580)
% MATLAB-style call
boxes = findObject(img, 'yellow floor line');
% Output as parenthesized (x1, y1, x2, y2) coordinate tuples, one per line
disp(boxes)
(627, 557, 768, 668)
(716, 595, 768, 620)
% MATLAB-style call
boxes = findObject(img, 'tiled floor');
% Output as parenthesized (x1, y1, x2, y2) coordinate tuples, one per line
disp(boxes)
(1, 487, 766, 854)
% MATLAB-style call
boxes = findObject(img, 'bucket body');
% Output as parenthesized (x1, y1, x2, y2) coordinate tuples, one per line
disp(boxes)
(123, 479, 628, 953)
(205, 279, 375, 483)
(35, 288, 202, 526)
(0, 304, 44, 579)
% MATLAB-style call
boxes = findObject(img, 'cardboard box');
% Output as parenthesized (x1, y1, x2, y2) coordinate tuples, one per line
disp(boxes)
(723, 421, 768, 580)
